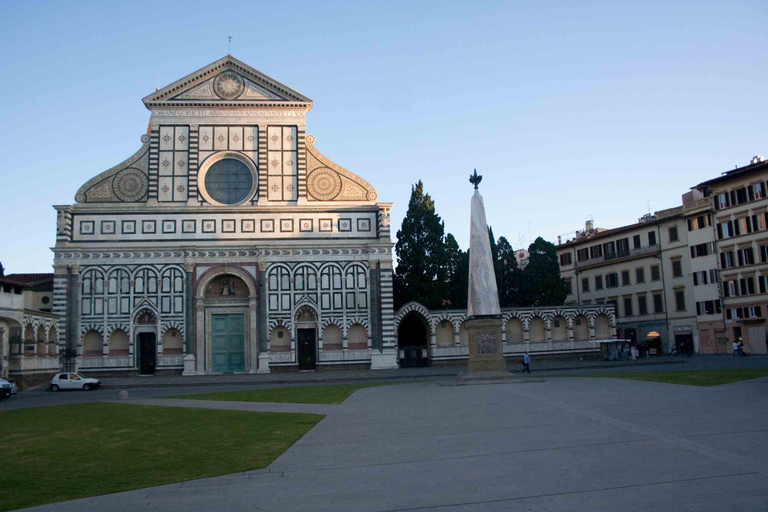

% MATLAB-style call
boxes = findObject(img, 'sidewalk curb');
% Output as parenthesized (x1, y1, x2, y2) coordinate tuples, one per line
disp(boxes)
(100, 359, 689, 389)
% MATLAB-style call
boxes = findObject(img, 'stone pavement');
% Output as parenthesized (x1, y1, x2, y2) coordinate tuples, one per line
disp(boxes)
(20, 365, 768, 512)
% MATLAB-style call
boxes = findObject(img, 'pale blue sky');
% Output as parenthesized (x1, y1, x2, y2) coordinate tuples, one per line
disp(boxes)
(1, 1, 766, 273)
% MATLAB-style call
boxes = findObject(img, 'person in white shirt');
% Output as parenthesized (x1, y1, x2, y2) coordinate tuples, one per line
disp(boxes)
(733, 340, 739, 358)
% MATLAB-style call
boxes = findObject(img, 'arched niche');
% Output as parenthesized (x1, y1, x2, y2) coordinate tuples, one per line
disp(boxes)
(505, 318, 524, 343)
(595, 314, 612, 339)
(551, 316, 568, 341)
(269, 326, 291, 352)
(82, 329, 103, 357)
(347, 323, 368, 350)
(529, 317, 546, 343)
(162, 328, 183, 355)
(322, 324, 343, 351)
(573, 315, 589, 340)
(108, 329, 130, 356)
(435, 320, 454, 347)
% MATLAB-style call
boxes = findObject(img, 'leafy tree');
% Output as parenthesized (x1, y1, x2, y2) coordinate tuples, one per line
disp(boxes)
(0, 261, 4, 277)
(522, 237, 567, 306)
(393, 181, 449, 309)
(495, 236, 522, 307)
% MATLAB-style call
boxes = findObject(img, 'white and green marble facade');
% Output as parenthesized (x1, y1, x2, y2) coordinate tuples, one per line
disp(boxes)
(52, 57, 398, 375)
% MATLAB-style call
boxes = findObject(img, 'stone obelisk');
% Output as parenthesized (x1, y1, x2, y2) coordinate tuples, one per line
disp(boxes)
(461, 170, 510, 377)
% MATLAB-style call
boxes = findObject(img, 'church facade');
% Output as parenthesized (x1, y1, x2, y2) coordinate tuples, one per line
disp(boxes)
(52, 57, 399, 375)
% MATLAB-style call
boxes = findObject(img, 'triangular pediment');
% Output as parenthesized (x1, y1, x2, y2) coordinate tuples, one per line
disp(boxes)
(143, 56, 312, 109)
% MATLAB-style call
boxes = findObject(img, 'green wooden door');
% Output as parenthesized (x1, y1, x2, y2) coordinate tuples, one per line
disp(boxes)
(211, 314, 245, 372)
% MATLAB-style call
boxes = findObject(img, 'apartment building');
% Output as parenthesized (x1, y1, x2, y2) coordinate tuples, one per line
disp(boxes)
(694, 157, 768, 355)
(557, 209, 700, 355)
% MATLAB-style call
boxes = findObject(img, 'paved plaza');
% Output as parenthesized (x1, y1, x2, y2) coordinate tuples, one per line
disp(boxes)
(12, 357, 768, 512)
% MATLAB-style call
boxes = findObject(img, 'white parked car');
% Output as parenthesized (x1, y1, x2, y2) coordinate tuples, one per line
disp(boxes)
(50, 373, 101, 392)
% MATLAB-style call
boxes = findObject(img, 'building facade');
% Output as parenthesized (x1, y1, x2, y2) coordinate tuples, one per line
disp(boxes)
(557, 212, 701, 355)
(695, 157, 768, 355)
(52, 57, 399, 375)
(0, 274, 60, 388)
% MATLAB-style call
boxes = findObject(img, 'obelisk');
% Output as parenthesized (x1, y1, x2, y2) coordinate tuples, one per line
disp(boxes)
(461, 170, 510, 377)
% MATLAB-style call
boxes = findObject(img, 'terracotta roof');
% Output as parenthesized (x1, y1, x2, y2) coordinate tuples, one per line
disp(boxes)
(557, 221, 655, 249)
(1, 273, 54, 291)
(695, 159, 768, 189)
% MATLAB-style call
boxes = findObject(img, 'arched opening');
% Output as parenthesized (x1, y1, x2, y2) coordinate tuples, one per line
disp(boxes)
(135, 309, 157, 374)
(162, 328, 183, 355)
(82, 329, 103, 358)
(322, 324, 343, 351)
(295, 305, 318, 370)
(108, 329, 129, 356)
(595, 314, 612, 339)
(204, 275, 248, 373)
(435, 320, 454, 347)
(573, 315, 589, 340)
(36, 325, 46, 356)
(48, 326, 57, 356)
(551, 316, 568, 341)
(24, 325, 35, 355)
(347, 323, 368, 351)
(398, 312, 429, 368)
(269, 326, 291, 352)
(505, 318, 524, 343)
(529, 317, 546, 343)
(196, 268, 258, 375)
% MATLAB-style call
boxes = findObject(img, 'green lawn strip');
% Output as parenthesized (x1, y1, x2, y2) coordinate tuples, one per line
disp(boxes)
(558, 368, 768, 386)
(169, 381, 421, 404)
(0, 403, 322, 512)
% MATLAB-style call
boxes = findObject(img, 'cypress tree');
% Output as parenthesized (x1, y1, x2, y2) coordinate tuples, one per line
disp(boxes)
(393, 181, 449, 309)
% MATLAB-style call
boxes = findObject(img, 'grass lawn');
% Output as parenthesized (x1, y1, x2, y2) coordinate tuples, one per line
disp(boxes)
(0, 403, 322, 511)
(567, 368, 768, 386)
(170, 381, 418, 404)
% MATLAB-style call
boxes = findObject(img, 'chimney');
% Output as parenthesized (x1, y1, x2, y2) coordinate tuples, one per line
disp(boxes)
(585, 219, 594, 231)
(557, 235, 562, 245)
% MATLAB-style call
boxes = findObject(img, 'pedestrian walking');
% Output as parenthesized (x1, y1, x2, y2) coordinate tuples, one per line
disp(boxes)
(738, 339, 745, 357)
(522, 352, 531, 373)
(631, 345, 638, 361)
(733, 340, 739, 358)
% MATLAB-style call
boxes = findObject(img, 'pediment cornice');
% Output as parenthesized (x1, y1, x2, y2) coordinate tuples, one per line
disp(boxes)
(142, 55, 312, 111)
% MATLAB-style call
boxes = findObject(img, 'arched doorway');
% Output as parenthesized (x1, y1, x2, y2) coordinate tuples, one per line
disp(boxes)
(195, 267, 259, 374)
(295, 305, 318, 371)
(135, 309, 157, 374)
(398, 312, 429, 368)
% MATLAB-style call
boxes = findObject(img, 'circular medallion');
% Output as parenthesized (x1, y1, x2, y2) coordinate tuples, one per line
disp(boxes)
(213, 71, 245, 100)
(307, 168, 342, 200)
(305, 134, 316, 145)
(140, 134, 150, 144)
(113, 169, 148, 202)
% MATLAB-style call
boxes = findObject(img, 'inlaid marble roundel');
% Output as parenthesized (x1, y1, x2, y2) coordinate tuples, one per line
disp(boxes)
(307, 168, 342, 200)
(113, 169, 148, 202)
(213, 71, 245, 100)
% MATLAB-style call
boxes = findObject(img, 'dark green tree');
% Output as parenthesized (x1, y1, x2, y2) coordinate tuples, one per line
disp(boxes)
(0, 261, 4, 277)
(393, 181, 449, 309)
(521, 237, 567, 306)
(445, 233, 469, 309)
(495, 236, 522, 307)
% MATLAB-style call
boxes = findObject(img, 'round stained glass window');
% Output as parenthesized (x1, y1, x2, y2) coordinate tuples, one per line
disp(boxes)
(204, 159, 254, 204)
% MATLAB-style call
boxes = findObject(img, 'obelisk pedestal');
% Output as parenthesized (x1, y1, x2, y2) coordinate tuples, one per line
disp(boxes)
(459, 171, 512, 380)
